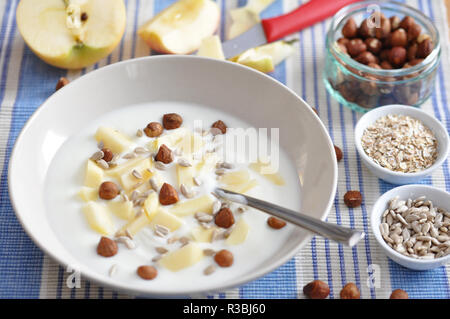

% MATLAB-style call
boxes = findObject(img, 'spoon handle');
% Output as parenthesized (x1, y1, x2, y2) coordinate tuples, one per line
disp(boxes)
(214, 188, 365, 247)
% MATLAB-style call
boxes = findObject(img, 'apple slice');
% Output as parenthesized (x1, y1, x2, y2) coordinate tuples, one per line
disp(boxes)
(160, 243, 203, 271)
(197, 35, 225, 59)
(138, 0, 220, 54)
(78, 186, 98, 202)
(83, 201, 115, 235)
(230, 40, 296, 73)
(169, 194, 214, 217)
(95, 126, 132, 154)
(16, 0, 126, 69)
(84, 160, 104, 188)
(149, 210, 183, 232)
(249, 160, 285, 186)
(191, 226, 216, 242)
(227, 0, 275, 39)
(226, 218, 249, 245)
(108, 200, 134, 220)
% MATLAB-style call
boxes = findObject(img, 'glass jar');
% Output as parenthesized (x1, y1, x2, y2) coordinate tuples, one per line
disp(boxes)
(323, 0, 441, 113)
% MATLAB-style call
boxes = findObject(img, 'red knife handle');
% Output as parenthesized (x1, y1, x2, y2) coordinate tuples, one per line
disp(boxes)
(261, 0, 361, 43)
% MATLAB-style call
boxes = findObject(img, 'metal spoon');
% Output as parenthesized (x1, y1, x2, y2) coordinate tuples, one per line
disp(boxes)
(213, 188, 365, 247)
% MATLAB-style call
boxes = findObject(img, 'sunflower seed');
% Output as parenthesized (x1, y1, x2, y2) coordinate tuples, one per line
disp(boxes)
(203, 248, 216, 256)
(134, 146, 148, 155)
(123, 152, 136, 159)
(203, 265, 216, 276)
(237, 206, 247, 214)
(152, 255, 162, 262)
(136, 129, 143, 137)
(155, 247, 168, 254)
(173, 148, 182, 156)
(177, 158, 192, 167)
(180, 183, 196, 199)
(193, 177, 202, 186)
(149, 178, 160, 192)
(96, 159, 109, 169)
(167, 236, 179, 244)
(131, 169, 142, 179)
(195, 212, 213, 223)
(155, 161, 167, 170)
(212, 200, 221, 215)
(155, 224, 170, 237)
(91, 150, 104, 161)
(109, 264, 118, 277)
(215, 168, 226, 176)
(179, 236, 190, 246)
(116, 236, 136, 249)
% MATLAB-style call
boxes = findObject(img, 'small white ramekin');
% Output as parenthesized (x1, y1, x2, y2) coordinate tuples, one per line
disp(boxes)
(355, 104, 449, 185)
(371, 184, 450, 270)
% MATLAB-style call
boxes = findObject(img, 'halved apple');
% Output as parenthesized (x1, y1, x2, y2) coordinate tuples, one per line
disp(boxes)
(138, 0, 220, 54)
(16, 0, 126, 69)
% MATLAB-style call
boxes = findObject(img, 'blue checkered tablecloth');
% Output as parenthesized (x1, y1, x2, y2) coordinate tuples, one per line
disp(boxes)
(0, 0, 449, 299)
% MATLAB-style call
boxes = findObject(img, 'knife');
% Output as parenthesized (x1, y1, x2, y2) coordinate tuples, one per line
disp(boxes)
(222, 0, 362, 59)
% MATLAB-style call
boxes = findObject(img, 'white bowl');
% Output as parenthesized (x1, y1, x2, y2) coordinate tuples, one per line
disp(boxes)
(354, 104, 450, 185)
(8, 56, 337, 296)
(371, 184, 450, 270)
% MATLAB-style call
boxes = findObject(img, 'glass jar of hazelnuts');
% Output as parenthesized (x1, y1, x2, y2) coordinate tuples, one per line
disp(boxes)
(324, 1, 440, 113)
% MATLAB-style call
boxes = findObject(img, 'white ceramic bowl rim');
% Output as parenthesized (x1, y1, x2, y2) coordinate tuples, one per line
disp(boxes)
(355, 104, 450, 178)
(8, 55, 338, 296)
(371, 185, 450, 266)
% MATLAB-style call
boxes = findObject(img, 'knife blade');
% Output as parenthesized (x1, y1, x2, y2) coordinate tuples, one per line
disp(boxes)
(222, 0, 362, 59)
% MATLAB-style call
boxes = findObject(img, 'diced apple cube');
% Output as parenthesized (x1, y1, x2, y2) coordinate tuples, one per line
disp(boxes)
(220, 169, 250, 185)
(197, 35, 225, 59)
(82, 201, 115, 235)
(169, 194, 214, 217)
(107, 156, 146, 178)
(78, 186, 98, 202)
(118, 212, 152, 237)
(152, 127, 188, 150)
(191, 226, 216, 242)
(84, 160, 104, 188)
(119, 158, 153, 190)
(149, 210, 183, 232)
(196, 152, 220, 176)
(95, 126, 132, 154)
(175, 132, 204, 155)
(144, 192, 159, 220)
(108, 200, 134, 221)
(176, 164, 195, 188)
(223, 179, 258, 194)
(160, 243, 203, 272)
(249, 161, 285, 186)
(226, 218, 249, 245)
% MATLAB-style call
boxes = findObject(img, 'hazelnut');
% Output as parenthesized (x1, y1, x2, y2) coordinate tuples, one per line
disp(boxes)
(101, 148, 113, 162)
(390, 16, 401, 30)
(360, 76, 378, 95)
(144, 122, 163, 137)
(379, 49, 390, 61)
(342, 17, 358, 38)
(211, 120, 227, 135)
(367, 62, 381, 69)
(390, 289, 408, 299)
(334, 145, 343, 161)
(155, 144, 173, 164)
(355, 51, 377, 65)
(399, 16, 415, 31)
(407, 23, 421, 42)
(137, 265, 158, 280)
(99, 181, 119, 200)
(214, 249, 234, 267)
(407, 42, 418, 61)
(417, 33, 431, 44)
(417, 38, 433, 58)
(358, 19, 376, 39)
(267, 217, 286, 229)
(55, 77, 69, 91)
(340, 283, 360, 299)
(388, 46, 407, 67)
(159, 183, 179, 205)
(365, 38, 382, 55)
(96, 236, 118, 257)
(303, 280, 330, 299)
(346, 39, 367, 57)
(409, 58, 424, 66)
(80, 12, 88, 21)
(389, 28, 408, 47)
(162, 113, 183, 130)
(344, 190, 363, 208)
(375, 16, 391, 39)
(380, 61, 393, 69)
(337, 37, 350, 46)
(215, 207, 235, 228)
